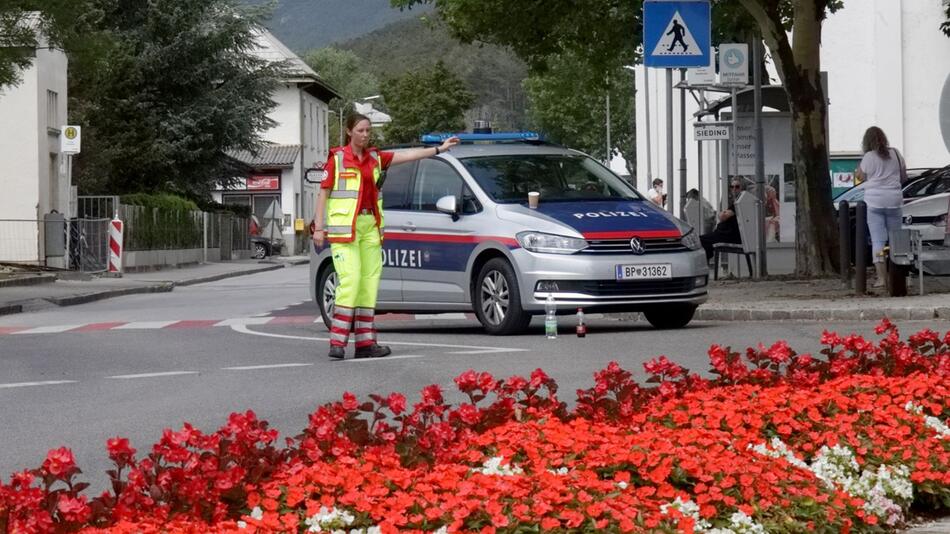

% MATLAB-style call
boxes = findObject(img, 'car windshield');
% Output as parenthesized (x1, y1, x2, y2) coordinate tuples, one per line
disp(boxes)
(833, 183, 865, 203)
(459, 154, 642, 203)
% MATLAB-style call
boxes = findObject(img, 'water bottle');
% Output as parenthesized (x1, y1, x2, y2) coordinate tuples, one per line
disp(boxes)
(576, 307, 586, 338)
(544, 294, 557, 339)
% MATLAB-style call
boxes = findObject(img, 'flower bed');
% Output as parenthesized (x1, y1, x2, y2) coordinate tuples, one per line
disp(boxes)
(2, 320, 948, 533)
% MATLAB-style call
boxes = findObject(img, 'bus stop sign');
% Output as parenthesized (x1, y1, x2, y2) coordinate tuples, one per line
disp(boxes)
(643, 1, 711, 68)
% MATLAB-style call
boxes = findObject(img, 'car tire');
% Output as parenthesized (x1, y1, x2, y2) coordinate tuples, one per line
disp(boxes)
(252, 242, 267, 259)
(473, 258, 532, 335)
(317, 264, 337, 330)
(643, 304, 697, 329)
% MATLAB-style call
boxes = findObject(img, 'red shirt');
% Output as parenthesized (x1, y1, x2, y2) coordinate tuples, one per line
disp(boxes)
(321, 146, 394, 218)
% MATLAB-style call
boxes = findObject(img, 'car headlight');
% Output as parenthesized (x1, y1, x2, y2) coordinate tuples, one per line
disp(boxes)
(516, 232, 588, 254)
(935, 214, 947, 227)
(680, 229, 702, 251)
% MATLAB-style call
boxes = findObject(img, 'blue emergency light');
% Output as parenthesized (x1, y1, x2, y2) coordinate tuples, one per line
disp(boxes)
(421, 131, 542, 144)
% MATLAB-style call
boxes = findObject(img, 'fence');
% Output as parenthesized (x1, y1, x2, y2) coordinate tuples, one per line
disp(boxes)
(0, 218, 110, 272)
(77, 195, 120, 219)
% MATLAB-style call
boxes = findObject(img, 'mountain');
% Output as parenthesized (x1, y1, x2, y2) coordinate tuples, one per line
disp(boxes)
(252, 0, 432, 53)
(335, 17, 530, 129)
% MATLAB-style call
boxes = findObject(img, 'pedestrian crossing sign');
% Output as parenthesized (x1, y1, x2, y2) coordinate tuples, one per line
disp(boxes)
(643, 1, 711, 68)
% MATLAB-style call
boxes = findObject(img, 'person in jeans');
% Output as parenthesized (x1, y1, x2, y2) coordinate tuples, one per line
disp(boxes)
(855, 126, 907, 288)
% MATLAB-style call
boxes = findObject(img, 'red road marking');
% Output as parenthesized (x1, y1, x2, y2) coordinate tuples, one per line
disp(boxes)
(70, 322, 127, 332)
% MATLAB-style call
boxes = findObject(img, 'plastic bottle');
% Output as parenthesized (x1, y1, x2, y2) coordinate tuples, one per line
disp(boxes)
(576, 307, 586, 338)
(544, 294, 557, 339)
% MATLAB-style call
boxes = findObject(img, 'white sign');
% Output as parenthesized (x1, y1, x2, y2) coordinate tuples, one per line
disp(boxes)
(61, 125, 81, 154)
(650, 11, 703, 58)
(719, 44, 748, 87)
(694, 123, 730, 141)
(687, 47, 716, 85)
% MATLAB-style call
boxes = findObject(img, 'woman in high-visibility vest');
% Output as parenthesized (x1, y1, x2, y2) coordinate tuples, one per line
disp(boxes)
(313, 113, 459, 359)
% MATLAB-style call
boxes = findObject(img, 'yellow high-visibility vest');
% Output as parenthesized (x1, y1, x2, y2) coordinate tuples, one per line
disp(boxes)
(325, 149, 384, 243)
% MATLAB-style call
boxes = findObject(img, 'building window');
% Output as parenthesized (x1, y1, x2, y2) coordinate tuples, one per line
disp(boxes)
(47, 90, 59, 129)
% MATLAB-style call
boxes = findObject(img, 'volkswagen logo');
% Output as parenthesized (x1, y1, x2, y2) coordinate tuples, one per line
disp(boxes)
(629, 237, 645, 255)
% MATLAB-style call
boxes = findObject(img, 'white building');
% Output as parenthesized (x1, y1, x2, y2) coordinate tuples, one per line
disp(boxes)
(0, 20, 69, 266)
(213, 30, 340, 255)
(634, 0, 950, 219)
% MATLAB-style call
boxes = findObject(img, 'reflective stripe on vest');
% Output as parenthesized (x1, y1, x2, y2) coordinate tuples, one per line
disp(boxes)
(325, 150, 384, 243)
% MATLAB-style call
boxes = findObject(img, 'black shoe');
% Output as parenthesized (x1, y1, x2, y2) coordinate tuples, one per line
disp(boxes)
(328, 346, 345, 360)
(354, 344, 392, 359)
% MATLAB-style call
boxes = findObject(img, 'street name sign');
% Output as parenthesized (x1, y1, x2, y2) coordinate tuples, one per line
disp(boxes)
(693, 123, 730, 141)
(643, 1, 711, 68)
(719, 43, 749, 87)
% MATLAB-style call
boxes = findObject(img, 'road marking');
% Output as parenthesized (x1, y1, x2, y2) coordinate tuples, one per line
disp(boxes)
(347, 354, 424, 363)
(71, 322, 127, 332)
(223, 363, 314, 371)
(230, 324, 527, 354)
(114, 321, 178, 330)
(106, 371, 199, 379)
(166, 320, 219, 329)
(0, 380, 78, 389)
(12, 325, 81, 334)
(214, 317, 273, 327)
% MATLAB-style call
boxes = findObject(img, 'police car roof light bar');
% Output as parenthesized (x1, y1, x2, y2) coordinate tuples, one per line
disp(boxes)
(420, 132, 542, 144)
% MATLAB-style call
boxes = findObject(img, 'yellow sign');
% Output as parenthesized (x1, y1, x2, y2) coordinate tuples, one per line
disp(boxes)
(294, 218, 305, 232)
(65, 126, 78, 139)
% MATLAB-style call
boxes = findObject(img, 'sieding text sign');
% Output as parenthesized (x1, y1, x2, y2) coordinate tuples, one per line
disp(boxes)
(693, 123, 730, 141)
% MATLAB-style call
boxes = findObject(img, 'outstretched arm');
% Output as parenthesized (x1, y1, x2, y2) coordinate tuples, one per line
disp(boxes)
(390, 137, 460, 166)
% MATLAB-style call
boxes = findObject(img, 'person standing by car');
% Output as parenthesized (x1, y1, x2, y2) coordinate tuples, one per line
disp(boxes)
(312, 113, 459, 359)
(854, 126, 907, 288)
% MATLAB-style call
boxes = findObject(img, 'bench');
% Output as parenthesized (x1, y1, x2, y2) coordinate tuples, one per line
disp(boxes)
(712, 191, 760, 279)
(887, 229, 950, 295)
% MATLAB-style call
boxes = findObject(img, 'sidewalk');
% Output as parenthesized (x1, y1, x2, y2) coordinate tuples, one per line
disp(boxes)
(0, 256, 309, 315)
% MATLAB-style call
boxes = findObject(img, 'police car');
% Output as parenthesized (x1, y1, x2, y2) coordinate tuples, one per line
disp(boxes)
(310, 132, 708, 335)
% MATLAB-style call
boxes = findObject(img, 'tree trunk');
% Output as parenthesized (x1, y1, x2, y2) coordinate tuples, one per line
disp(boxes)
(739, 0, 839, 276)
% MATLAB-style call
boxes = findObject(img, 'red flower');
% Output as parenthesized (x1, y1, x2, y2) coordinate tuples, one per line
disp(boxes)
(42, 446, 76, 478)
(342, 391, 359, 411)
(57, 494, 91, 522)
(107, 437, 137, 465)
(387, 392, 406, 415)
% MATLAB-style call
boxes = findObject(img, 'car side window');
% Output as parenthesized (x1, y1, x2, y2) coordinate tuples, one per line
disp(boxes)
(461, 185, 481, 215)
(411, 159, 464, 211)
(381, 162, 414, 210)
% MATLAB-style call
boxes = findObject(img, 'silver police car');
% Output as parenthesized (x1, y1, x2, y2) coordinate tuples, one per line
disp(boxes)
(311, 134, 708, 334)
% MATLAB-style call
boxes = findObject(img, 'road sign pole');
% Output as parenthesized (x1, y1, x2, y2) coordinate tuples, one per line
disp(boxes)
(753, 37, 767, 278)
(679, 68, 687, 219)
(644, 67, 653, 192)
(666, 68, 674, 214)
(731, 87, 738, 181)
(697, 124, 704, 235)
(605, 79, 612, 165)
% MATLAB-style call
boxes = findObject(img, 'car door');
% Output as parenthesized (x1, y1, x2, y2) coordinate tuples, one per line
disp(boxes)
(375, 161, 415, 305)
(399, 158, 483, 305)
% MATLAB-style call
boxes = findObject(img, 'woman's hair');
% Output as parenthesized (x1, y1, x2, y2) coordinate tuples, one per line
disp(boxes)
(652, 178, 663, 187)
(344, 113, 371, 145)
(862, 126, 891, 159)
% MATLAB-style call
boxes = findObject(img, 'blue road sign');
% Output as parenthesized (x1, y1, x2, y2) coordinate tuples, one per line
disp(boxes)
(643, 1, 711, 68)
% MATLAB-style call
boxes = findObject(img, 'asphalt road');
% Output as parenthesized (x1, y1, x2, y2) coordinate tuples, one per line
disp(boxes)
(1, 264, 947, 492)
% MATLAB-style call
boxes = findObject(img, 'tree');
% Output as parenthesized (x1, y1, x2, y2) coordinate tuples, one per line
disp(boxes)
(381, 61, 474, 143)
(71, 0, 286, 196)
(303, 47, 380, 146)
(524, 53, 634, 172)
(943, 1, 950, 37)
(0, 0, 103, 89)
(736, 0, 843, 275)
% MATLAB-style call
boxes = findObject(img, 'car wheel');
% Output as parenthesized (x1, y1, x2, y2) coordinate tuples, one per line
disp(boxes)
(473, 258, 532, 335)
(643, 304, 697, 329)
(252, 242, 267, 259)
(317, 265, 337, 330)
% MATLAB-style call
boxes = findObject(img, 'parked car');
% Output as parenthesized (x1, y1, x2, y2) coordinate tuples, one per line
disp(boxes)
(902, 192, 950, 243)
(310, 132, 709, 335)
(249, 215, 283, 259)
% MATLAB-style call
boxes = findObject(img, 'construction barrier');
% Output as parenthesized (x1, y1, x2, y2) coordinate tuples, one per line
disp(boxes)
(108, 218, 123, 274)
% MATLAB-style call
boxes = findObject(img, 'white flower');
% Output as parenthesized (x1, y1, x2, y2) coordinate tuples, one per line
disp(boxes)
(905, 402, 949, 439)
(237, 520, 247, 529)
(432, 527, 449, 534)
(546, 466, 569, 475)
(616, 480, 629, 490)
(304, 506, 356, 533)
(473, 456, 524, 476)
(250, 506, 263, 520)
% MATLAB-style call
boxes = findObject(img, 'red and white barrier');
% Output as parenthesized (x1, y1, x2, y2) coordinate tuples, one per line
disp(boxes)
(109, 218, 123, 274)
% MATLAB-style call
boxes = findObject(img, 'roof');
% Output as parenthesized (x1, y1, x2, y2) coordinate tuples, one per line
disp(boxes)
(354, 102, 391, 125)
(226, 144, 300, 169)
(251, 29, 341, 101)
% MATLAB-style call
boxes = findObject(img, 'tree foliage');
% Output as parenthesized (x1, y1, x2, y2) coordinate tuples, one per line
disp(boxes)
(0, 0, 103, 89)
(381, 61, 474, 143)
(71, 0, 286, 196)
(942, 0, 950, 37)
(303, 47, 380, 146)
(524, 54, 634, 172)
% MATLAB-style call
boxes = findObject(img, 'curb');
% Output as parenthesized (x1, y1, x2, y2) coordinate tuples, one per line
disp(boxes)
(46, 283, 175, 307)
(173, 264, 285, 287)
(0, 274, 57, 288)
(0, 303, 23, 316)
(693, 306, 950, 322)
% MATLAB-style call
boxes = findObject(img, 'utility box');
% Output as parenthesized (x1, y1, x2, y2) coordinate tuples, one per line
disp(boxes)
(44, 212, 66, 257)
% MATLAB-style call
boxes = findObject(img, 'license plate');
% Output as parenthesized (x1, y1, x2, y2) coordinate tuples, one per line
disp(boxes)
(615, 263, 672, 280)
